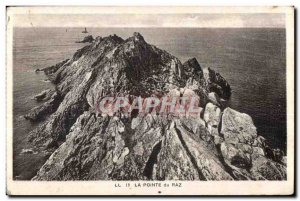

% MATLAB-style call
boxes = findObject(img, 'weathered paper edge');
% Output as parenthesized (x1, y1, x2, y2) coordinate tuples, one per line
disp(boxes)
(6, 6, 295, 196)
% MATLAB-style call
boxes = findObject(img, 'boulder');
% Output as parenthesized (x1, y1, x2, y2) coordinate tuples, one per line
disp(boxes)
(220, 142, 251, 169)
(221, 107, 257, 144)
(208, 92, 221, 107)
(252, 147, 265, 160)
(213, 135, 224, 145)
(203, 103, 221, 136)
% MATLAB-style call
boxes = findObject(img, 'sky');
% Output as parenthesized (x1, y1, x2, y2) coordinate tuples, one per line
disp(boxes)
(10, 13, 285, 28)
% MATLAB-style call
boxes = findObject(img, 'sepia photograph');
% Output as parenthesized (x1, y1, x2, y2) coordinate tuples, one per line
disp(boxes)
(6, 6, 294, 195)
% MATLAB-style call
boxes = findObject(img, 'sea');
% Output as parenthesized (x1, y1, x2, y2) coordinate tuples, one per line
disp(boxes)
(13, 27, 286, 180)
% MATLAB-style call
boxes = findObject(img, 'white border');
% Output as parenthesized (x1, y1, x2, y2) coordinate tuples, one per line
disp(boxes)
(5, 6, 295, 196)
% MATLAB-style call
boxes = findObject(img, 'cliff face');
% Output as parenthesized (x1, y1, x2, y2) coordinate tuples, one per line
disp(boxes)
(26, 32, 286, 180)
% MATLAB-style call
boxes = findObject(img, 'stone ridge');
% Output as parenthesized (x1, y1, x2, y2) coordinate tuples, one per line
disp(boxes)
(24, 32, 285, 181)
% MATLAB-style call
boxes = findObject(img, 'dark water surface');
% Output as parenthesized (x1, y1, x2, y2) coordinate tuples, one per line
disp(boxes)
(13, 27, 286, 180)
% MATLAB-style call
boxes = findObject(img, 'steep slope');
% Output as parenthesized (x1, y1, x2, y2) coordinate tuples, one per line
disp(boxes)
(25, 32, 286, 180)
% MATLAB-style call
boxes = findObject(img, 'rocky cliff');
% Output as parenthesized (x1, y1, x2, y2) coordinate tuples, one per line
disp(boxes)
(25, 32, 286, 180)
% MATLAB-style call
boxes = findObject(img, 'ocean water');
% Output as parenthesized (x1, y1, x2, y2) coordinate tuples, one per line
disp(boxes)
(13, 27, 286, 180)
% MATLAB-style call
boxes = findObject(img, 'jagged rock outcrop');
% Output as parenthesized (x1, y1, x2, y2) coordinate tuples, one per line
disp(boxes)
(182, 57, 202, 77)
(32, 89, 52, 102)
(25, 32, 286, 181)
(24, 90, 63, 122)
(35, 59, 69, 75)
(203, 67, 231, 100)
(76, 35, 94, 43)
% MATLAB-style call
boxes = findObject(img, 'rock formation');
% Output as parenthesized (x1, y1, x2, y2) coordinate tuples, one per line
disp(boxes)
(25, 32, 286, 180)
(75, 35, 94, 43)
(35, 59, 69, 75)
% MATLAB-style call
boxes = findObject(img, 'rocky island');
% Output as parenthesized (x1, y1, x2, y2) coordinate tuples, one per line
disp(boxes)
(75, 35, 94, 43)
(25, 32, 286, 180)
